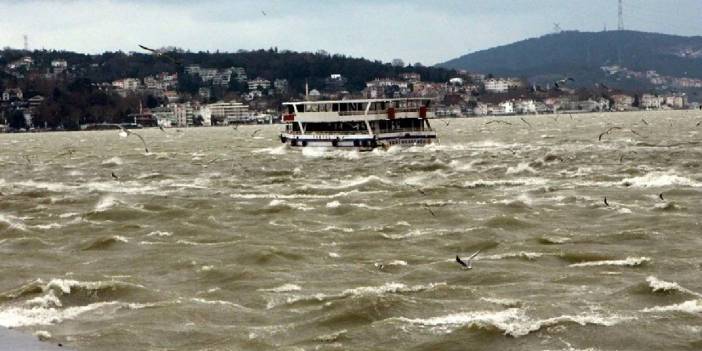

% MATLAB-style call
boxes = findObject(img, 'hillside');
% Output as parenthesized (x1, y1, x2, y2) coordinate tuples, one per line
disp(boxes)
(0, 48, 455, 92)
(439, 30, 702, 91)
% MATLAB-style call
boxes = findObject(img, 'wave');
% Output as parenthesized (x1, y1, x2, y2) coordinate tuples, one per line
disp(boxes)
(646, 276, 702, 298)
(100, 156, 123, 166)
(253, 145, 287, 155)
(569, 257, 650, 268)
(259, 284, 302, 293)
(392, 308, 633, 337)
(479, 297, 523, 308)
(269, 282, 445, 309)
(506, 162, 538, 175)
(0, 301, 119, 328)
(81, 235, 129, 250)
(0, 213, 28, 232)
(482, 252, 543, 261)
(621, 172, 701, 188)
(463, 178, 547, 189)
(642, 299, 702, 314)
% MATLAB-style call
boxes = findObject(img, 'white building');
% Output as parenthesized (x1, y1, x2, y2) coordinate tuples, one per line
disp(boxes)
(484, 78, 510, 93)
(112, 78, 140, 91)
(514, 99, 537, 114)
(196, 106, 212, 126)
(207, 101, 250, 124)
(248, 77, 271, 91)
(498, 101, 514, 114)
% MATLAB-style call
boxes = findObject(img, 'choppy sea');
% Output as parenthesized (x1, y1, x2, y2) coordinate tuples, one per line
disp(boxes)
(1, 110, 702, 350)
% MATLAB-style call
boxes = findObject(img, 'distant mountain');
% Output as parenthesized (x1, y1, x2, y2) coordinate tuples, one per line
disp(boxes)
(439, 30, 702, 92)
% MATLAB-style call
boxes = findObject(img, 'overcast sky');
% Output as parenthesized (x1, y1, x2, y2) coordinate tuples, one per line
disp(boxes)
(1, 0, 700, 65)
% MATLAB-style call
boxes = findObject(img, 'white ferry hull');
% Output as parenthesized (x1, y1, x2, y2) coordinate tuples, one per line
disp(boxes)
(279, 131, 436, 150)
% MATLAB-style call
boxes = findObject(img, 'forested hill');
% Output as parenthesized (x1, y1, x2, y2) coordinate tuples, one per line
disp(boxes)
(0, 48, 455, 91)
(439, 30, 702, 89)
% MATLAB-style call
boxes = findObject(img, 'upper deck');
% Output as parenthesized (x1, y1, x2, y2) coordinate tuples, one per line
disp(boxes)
(282, 98, 436, 123)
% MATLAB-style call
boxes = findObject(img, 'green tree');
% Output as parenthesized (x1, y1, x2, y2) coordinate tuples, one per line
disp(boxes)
(9, 109, 27, 130)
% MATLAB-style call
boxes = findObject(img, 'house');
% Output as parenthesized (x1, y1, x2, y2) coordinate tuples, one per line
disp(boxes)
(248, 77, 271, 91)
(610, 94, 635, 111)
(273, 79, 289, 93)
(207, 101, 250, 124)
(639, 94, 661, 109)
(399, 72, 421, 82)
(2, 88, 23, 101)
(325, 74, 347, 92)
(514, 99, 537, 114)
(112, 78, 140, 91)
(483, 78, 509, 93)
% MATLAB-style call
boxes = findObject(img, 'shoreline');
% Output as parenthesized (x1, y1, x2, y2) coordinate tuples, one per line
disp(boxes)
(1, 108, 700, 135)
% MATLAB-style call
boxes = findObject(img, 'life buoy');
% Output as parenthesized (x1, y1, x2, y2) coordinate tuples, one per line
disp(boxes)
(301, 140, 308, 147)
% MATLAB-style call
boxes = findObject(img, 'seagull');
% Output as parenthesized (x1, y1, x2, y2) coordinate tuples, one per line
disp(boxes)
(138, 44, 182, 65)
(659, 193, 664, 201)
(554, 77, 575, 89)
(232, 124, 239, 130)
(641, 119, 649, 126)
(113, 124, 150, 153)
(604, 197, 610, 207)
(696, 121, 701, 127)
(598, 126, 623, 141)
(443, 120, 450, 126)
(251, 129, 261, 137)
(520, 117, 532, 128)
(158, 125, 167, 133)
(111, 172, 119, 180)
(456, 250, 480, 269)
(261, 10, 267, 16)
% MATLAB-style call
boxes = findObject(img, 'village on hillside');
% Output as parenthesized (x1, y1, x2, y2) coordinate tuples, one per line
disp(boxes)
(1, 52, 699, 132)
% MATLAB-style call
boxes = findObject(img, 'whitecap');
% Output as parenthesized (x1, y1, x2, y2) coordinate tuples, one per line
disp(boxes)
(101, 156, 123, 166)
(146, 231, 173, 237)
(0, 301, 119, 328)
(646, 276, 702, 297)
(259, 284, 302, 293)
(253, 145, 287, 155)
(326, 201, 341, 208)
(506, 162, 537, 175)
(642, 300, 702, 314)
(622, 172, 701, 188)
(569, 257, 650, 268)
(392, 308, 633, 337)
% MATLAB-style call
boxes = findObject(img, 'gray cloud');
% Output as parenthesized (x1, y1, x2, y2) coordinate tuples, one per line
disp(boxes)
(1, 0, 700, 64)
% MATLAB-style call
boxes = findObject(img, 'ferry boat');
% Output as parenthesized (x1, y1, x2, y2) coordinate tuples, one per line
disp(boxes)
(279, 98, 437, 150)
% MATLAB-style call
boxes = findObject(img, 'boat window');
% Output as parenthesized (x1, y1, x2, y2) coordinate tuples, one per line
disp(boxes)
(340, 103, 348, 112)
(287, 105, 294, 114)
(332, 103, 339, 112)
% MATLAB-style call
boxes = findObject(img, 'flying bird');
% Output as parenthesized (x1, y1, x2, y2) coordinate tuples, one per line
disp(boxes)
(158, 125, 167, 133)
(659, 193, 664, 201)
(138, 44, 182, 65)
(603, 197, 610, 207)
(111, 172, 119, 180)
(261, 10, 267, 16)
(641, 119, 649, 126)
(598, 126, 623, 141)
(456, 250, 480, 270)
(251, 129, 261, 137)
(113, 124, 150, 153)
(554, 77, 574, 89)
(520, 117, 532, 128)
